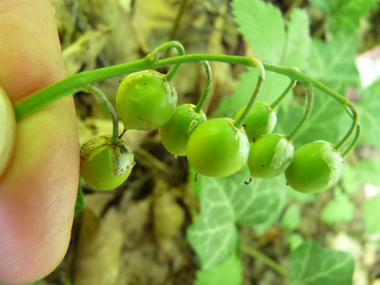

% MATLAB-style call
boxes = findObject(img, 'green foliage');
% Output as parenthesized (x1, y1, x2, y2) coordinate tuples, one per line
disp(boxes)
(288, 240, 355, 285)
(309, 0, 378, 34)
(232, 0, 311, 67)
(75, 178, 85, 216)
(363, 193, 380, 234)
(320, 187, 355, 224)
(195, 252, 242, 285)
(307, 34, 360, 89)
(356, 81, 380, 149)
(218, 0, 311, 119)
(281, 203, 301, 231)
(287, 233, 304, 252)
(187, 173, 286, 270)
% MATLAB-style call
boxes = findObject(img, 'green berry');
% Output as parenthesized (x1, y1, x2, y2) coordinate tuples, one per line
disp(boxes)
(248, 133, 294, 179)
(80, 136, 135, 190)
(235, 101, 277, 142)
(285, 141, 343, 194)
(186, 118, 249, 178)
(116, 70, 177, 130)
(160, 104, 207, 156)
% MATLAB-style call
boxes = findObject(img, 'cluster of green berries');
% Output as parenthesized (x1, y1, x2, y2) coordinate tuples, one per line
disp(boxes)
(80, 70, 343, 194)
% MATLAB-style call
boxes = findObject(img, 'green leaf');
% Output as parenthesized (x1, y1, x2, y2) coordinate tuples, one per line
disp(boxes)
(75, 178, 85, 216)
(288, 240, 355, 285)
(341, 163, 364, 194)
(307, 34, 359, 88)
(281, 203, 301, 231)
(356, 81, 380, 149)
(187, 173, 286, 269)
(363, 193, 380, 234)
(320, 187, 355, 224)
(282, 9, 311, 69)
(275, 88, 349, 149)
(232, 0, 311, 68)
(287, 233, 304, 252)
(232, 0, 286, 63)
(356, 158, 380, 186)
(285, 184, 318, 203)
(309, 0, 378, 34)
(195, 252, 242, 285)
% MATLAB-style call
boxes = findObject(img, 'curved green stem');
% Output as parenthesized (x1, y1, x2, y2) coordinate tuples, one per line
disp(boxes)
(286, 85, 313, 140)
(147, 41, 185, 82)
(87, 85, 119, 145)
(270, 79, 297, 109)
(241, 244, 287, 276)
(13, 51, 358, 156)
(342, 122, 361, 157)
(234, 76, 264, 128)
(233, 57, 265, 128)
(194, 61, 212, 113)
(335, 103, 358, 151)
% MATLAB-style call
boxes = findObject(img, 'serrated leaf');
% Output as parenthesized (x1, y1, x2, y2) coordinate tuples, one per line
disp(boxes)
(363, 193, 380, 234)
(187, 174, 286, 269)
(288, 240, 355, 285)
(195, 252, 242, 285)
(232, 0, 311, 69)
(232, 0, 286, 63)
(282, 9, 311, 69)
(320, 187, 355, 224)
(356, 81, 380, 149)
(307, 34, 359, 87)
(281, 203, 300, 231)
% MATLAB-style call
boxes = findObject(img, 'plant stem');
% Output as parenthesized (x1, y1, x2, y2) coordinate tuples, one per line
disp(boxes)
(270, 79, 297, 109)
(168, 0, 190, 41)
(234, 76, 264, 128)
(342, 123, 361, 157)
(241, 244, 288, 276)
(13, 50, 358, 156)
(286, 85, 314, 140)
(194, 61, 212, 113)
(147, 41, 185, 82)
(87, 85, 119, 145)
(335, 102, 358, 151)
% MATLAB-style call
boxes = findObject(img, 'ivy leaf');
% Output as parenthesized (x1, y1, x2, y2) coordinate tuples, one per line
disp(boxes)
(309, 0, 378, 34)
(288, 240, 355, 285)
(363, 193, 380, 234)
(195, 252, 242, 285)
(281, 203, 301, 231)
(356, 81, 380, 149)
(320, 187, 355, 224)
(187, 173, 286, 269)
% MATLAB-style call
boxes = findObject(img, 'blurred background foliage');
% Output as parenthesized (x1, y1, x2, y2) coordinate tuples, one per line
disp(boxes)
(23, 0, 380, 284)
